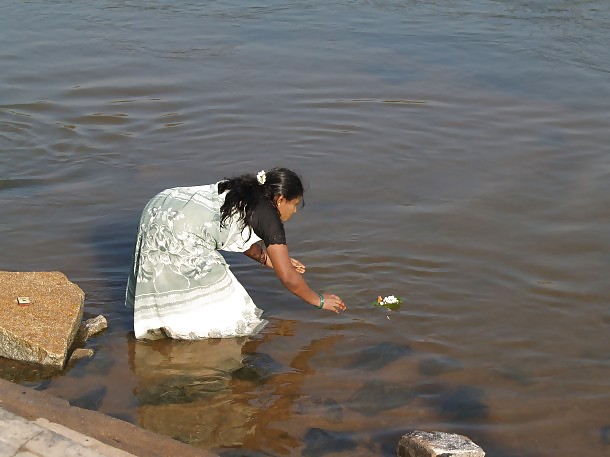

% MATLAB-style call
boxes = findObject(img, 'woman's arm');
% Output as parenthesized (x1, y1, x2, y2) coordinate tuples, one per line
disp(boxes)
(243, 242, 306, 273)
(266, 244, 346, 313)
(243, 241, 268, 266)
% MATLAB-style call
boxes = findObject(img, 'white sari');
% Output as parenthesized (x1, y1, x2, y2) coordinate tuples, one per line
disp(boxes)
(125, 183, 268, 340)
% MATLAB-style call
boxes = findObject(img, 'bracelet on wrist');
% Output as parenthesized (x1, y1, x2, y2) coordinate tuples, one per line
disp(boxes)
(316, 292, 324, 309)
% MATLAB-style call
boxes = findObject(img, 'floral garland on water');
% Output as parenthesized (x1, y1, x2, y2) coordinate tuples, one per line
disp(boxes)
(374, 294, 403, 311)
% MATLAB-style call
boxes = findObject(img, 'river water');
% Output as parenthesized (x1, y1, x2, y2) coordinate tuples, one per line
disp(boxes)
(1, 1, 609, 456)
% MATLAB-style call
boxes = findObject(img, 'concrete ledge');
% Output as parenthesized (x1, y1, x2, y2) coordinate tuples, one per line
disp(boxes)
(0, 407, 134, 457)
(0, 377, 216, 457)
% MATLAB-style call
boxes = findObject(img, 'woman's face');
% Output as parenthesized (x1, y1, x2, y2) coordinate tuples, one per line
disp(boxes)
(276, 195, 302, 223)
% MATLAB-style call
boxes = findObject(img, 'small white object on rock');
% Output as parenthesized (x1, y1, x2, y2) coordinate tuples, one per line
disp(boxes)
(398, 430, 485, 457)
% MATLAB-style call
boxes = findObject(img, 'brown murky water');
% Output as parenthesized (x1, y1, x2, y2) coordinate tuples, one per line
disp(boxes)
(1, 1, 609, 456)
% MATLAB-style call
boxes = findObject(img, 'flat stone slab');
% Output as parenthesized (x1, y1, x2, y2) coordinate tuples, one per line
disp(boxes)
(0, 377, 216, 457)
(398, 430, 485, 457)
(0, 271, 84, 368)
(0, 407, 135, 457)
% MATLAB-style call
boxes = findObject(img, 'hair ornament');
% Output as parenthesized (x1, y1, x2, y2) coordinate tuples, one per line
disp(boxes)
(256, 170, 266, 185)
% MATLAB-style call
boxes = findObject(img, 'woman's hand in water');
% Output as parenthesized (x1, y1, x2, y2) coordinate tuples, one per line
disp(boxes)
(321, 293, 347, 314)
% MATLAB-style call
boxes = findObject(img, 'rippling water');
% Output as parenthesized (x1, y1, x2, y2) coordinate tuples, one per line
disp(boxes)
(1, 1, 609, 456)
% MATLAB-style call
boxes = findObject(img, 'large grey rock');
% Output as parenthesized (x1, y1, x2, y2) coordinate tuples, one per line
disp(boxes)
(398, 430, 485, 457)
(0, 271, 84, 368)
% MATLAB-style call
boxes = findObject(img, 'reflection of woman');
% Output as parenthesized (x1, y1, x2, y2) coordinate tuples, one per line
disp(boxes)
(129, 337, 254, 448)
(126, 167, 346, 340)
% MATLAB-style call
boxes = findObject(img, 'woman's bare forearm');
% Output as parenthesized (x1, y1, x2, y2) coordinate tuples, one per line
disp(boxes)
(266, 244, 318, 305)
(266, 244, 346, 313)
(243, 241, 268, 266)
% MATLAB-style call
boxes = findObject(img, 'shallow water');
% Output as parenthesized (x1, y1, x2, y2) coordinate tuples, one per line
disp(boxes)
(1, 1, 610, 456)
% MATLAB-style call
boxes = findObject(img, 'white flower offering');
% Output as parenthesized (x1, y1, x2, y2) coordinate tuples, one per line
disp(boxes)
(375, 294, 403, 310)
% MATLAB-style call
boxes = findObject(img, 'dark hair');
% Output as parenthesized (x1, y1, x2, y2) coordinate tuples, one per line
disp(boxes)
(218, 167, 304, 229)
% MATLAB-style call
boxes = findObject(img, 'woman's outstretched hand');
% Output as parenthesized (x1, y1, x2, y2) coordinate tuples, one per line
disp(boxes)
(321, 293, 347, 314)
(290, 258, 306, 274)
(267, 256, 305, 273)
(265, 244, 346, 313)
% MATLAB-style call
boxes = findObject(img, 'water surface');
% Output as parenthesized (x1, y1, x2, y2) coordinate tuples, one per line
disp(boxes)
(1, 1, 609, 456)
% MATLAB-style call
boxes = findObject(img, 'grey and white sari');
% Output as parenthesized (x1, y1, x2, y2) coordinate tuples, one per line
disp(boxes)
(125, 183, 267, 340)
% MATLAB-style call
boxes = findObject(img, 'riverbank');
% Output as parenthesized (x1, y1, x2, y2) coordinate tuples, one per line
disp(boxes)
(0, 377, 216, 457)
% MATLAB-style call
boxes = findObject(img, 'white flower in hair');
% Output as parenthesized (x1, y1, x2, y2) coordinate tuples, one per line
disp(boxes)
(256, 170, 266, 185)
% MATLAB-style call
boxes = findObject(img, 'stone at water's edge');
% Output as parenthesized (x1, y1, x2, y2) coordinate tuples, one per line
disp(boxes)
(398, 430, 485, 457)
(69, 348, 95, 364)
(0, 271, 84, 368)
(74, 314, 108, 346)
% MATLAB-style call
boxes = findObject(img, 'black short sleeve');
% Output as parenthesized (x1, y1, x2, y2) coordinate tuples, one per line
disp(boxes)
(250, 201, 286, 246)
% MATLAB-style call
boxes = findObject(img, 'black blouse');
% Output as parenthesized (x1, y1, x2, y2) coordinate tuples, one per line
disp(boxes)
(250, 200, 286, 246)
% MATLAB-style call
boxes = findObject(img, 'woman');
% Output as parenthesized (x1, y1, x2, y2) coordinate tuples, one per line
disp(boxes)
(125, 167, 346, 340)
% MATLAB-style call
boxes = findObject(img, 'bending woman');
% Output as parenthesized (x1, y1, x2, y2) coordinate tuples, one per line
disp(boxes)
(125, 167, 347, 340)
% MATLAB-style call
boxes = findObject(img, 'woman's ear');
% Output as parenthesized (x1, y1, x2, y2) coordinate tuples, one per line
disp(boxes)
(275, 195, 286, 207)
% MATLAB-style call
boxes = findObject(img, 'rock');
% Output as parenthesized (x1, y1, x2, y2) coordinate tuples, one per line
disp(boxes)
(398, 430, 485, 457)
(69, 385, 106, 410)
(346, 342, 413, 371)
(426, 386, 488, 421)
(294, 395, 343, 423)
(418, 355, 463, 376)
(232, 352, 283, 383)
(0, 271, 84, 368)
(75, 315, 108, 345)
(68, 348, 95, 364)
(349, 380, 417, 416)
(601, 425, 610, 445)
(302, 428, 357, 457)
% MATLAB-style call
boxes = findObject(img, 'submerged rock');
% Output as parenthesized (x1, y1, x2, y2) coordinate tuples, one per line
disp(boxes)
(138, 375, 230, 405)
(232, 352, 283, 383)
(0, 271, 84, 368)
(70, 385, 107, 410)
(426, 386, 488, 421)
(398, 430, 485, 457)
(346, 342, 413, 371)
(302, 427, 357, 457)
(349, 380, 417, 416)
(601, 425, 610, 446)
(294, 395, 343, 423)
(418, 354, 463, 376)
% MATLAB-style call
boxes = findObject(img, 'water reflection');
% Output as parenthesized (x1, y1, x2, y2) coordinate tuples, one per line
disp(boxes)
(0, 357, 61, 384)
(2, 0, 610, 455)
(128, 330, 350, 453)
(236, 333, 349, 455)
(129, 337, 252, 447)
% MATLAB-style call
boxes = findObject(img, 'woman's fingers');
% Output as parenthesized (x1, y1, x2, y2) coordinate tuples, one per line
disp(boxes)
(290, 258, 306, 273)
(324, 294, 347, 313)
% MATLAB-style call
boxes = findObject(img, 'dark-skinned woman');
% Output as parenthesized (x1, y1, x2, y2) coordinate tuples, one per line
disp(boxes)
(125, 167, 347, 340)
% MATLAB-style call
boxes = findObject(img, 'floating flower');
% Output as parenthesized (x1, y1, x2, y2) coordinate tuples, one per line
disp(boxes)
(374, 294, 403, 311)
